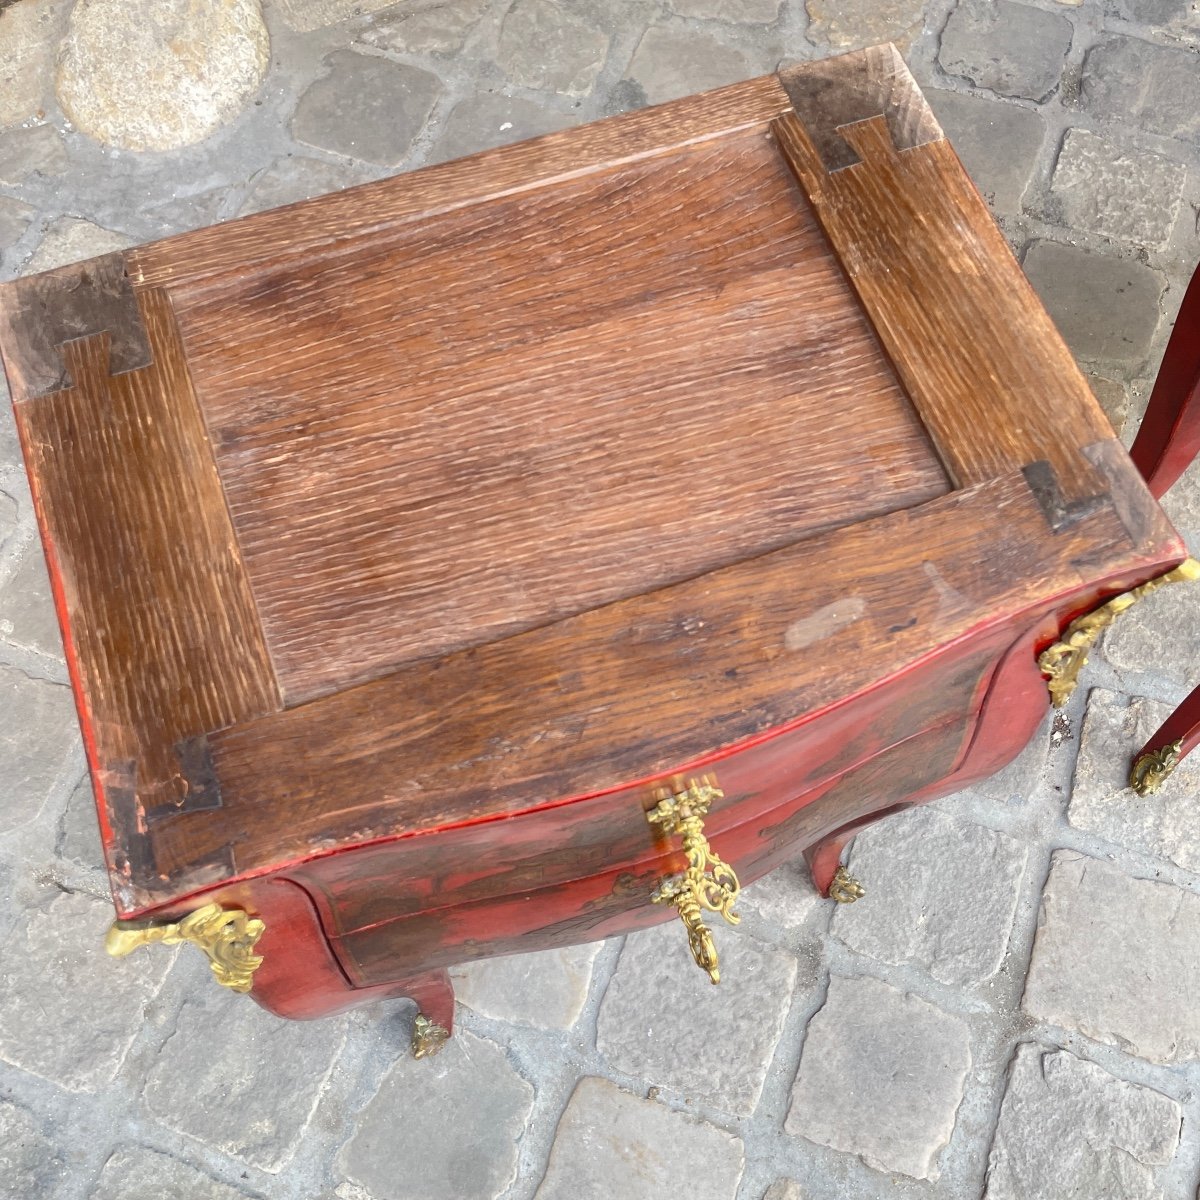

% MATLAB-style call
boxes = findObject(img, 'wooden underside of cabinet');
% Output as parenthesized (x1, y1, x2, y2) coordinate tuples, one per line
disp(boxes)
(0, 46, 1184, 1016)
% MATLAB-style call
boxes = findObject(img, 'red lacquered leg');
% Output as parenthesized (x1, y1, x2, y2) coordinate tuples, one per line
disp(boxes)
(804, 803, 909, 901)
(405, 968, 456, 1058)
(1129, 265, 1200, 499)
(1130, 681, 1200, 795)
(805, 826, 860, 901)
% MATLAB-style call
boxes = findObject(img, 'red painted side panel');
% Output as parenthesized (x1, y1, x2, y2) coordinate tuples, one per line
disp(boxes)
(291, 635, 999, 943)
(282, 628, 1015, 991)
(138, 610, 1056, 1019)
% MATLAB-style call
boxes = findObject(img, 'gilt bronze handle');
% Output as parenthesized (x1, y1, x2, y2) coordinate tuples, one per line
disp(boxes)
(646, 776, 741, 984)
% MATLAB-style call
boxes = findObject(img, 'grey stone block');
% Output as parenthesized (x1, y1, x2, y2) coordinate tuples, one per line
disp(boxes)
(451, 941, 598, 1029)
(1082, 37, 1200, 145)
(0, 1100, 65, 1196)
(339, 1030, 533, 1200)
(596, 922, 801, 1116)
(832, 807, 1027, 988)
(0, 196, 36, 253)
(939, 0, 1073, 101)
(1162, 462, 1200, 542)
(0, 540, 64, 658)
(240, 156, 367, 216)
(497, 0, 610, 98)
(1022, 241, 1164, 366)
(22, 217, 131, 275)
(91, 1146, 255, 1200)
(292, 51, 441, 167)
(806, 0, 926, 51)
(144, 989, 346, 1171)
(763, 1182, 804, 1200)
(1049, 129, 1186, 249)
(60, 773, 106, 874)
(1069, 689, 1200, 872)
(149, 189, 229, 236)
(625, 26, 754, 107)
(1114, 0, 1197, 22)
(0, 888, 172, 1091)
(786, 974, 971, 1181)
(670, 0, 781, 22)
(56, 0, 269, 153)
(0, 665, 76, 835)
(0, 386, 15, 478)
(984, 1043, 1180, 1199)
(430, 94, 575, 165)
(274, 0, 399, 31)
(1023, 852, 1200, 1064)
(927, 90, 1044, 214)
(535, 1077, 745, 1199)
(0, 487, 15, 555)
(1089, 375, 1129, 436)
(0, 1, 69, 129)
(1104, 569, 1200, 689)
(357, 0, 487, 55)
(738, 858, 821, 930)
(0, 124, 68, 186)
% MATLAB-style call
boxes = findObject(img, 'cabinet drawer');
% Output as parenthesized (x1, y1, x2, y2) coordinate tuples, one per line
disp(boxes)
(291, 635, 1001, 947)
(325, 718, 970, 984)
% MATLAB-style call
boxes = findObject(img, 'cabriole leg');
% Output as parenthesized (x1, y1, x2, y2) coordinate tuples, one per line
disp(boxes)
(405, 969, 456, 1059)
(803, 804, 909, 901)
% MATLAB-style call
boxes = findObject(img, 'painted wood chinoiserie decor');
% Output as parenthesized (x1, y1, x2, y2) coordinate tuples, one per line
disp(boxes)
(3, 46, 1197, 1059)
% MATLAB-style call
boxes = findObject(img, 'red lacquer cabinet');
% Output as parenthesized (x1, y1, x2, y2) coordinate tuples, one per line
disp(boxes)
(0, 45, 1188, 1056)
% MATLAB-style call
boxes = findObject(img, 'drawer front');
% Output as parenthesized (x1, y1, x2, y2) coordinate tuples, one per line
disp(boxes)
(327, 718, 971, 984)
(288, 643, 993, 940)
(290, 637, 1002, 942)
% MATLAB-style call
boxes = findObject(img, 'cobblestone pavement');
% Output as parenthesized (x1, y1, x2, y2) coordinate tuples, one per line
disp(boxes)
(2, 1, 1200, 1197)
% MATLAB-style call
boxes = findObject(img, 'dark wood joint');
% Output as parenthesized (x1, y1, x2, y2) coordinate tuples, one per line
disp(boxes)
(170, 735, 226, 818)
(0, 252, 151, 402)
(97, 760, 148, 883)
(777, 44, 943, 173)
(1080, 439, 1181, 553)
(1021, 460, 1106, 533)
(99, 740, 235, 907)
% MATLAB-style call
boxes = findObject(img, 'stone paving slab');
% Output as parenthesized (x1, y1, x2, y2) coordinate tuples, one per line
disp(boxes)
(0, 887, 174, 1093)
(833, 806, 1027, 989)
(1023, 852, 1200, 1065)
(338, 1031, 534, 1199)
(787, 974, 972, 1181)
(89, 1147, 258, 1200)
(597, 922, 803, 1116)
(1070, 688, 1200, 872)
(451, 942, 600, 1029)
(984, 1043, 1182, 1200)
(142, 984, 348, 1172)
(534, 1077, 745, 1199)
(1, 1, 1200, 1198)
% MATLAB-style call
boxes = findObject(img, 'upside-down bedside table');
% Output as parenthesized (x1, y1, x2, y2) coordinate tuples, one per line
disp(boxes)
(2, 45, 1195, 1059)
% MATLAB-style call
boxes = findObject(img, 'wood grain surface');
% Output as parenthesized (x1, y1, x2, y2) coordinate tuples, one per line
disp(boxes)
(127, 76, 793, 292)
(775, 51, 1114, 513)
(11, 288, 280, 906)
(3, 54, 1188, 943)
(172, 125, 948, 702)
(121, 456, 1180, 910)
